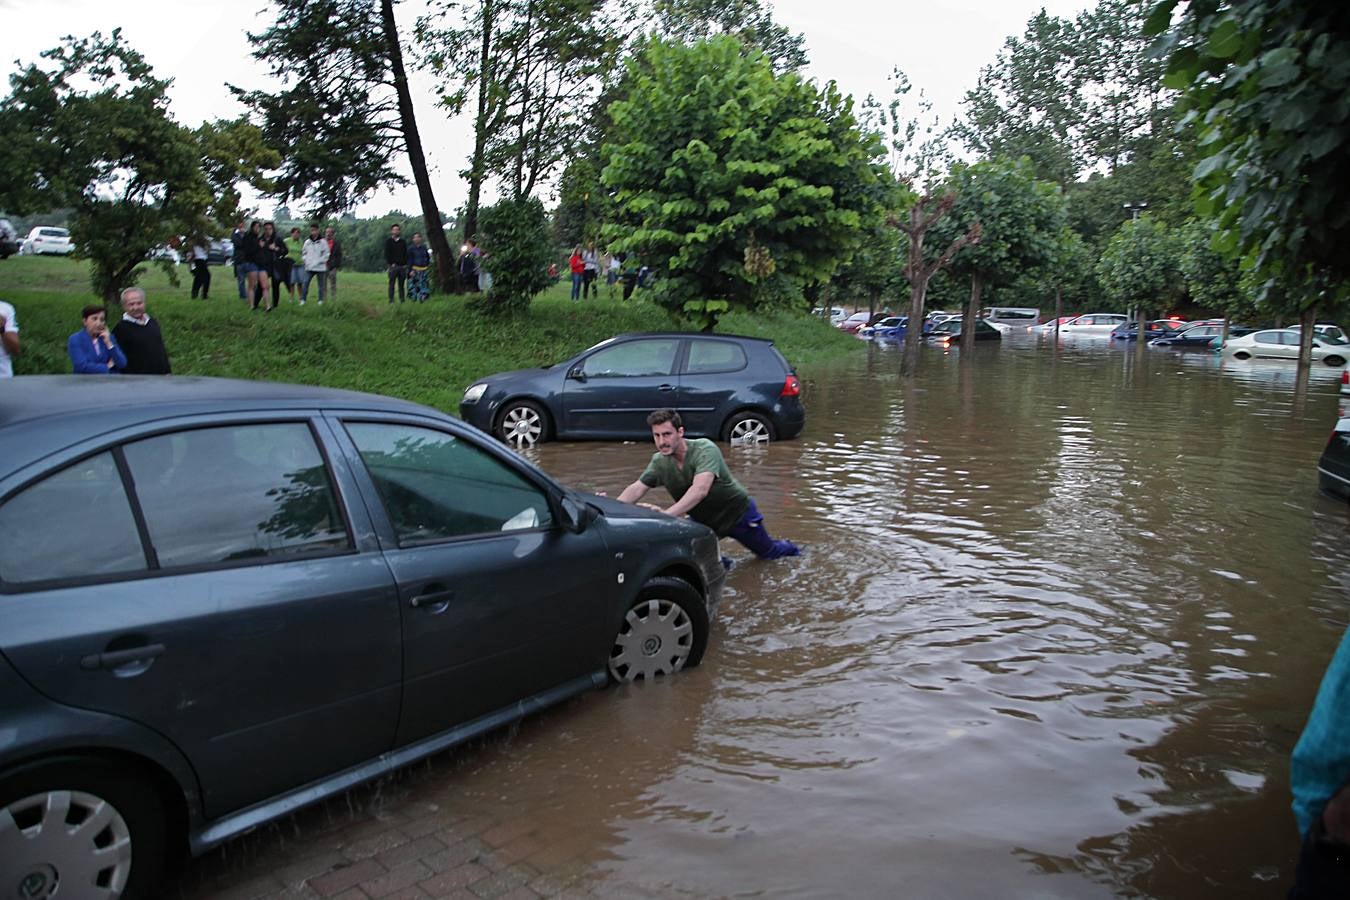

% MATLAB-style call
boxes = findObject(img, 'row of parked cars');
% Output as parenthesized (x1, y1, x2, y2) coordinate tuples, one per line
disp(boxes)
(0, 221, 73, 258)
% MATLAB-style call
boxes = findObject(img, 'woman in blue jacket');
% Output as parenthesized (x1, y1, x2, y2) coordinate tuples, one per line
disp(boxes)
(68, 304, 127, 374)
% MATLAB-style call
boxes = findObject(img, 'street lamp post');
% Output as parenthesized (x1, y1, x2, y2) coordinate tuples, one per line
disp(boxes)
(1123, 202, 1149, 323)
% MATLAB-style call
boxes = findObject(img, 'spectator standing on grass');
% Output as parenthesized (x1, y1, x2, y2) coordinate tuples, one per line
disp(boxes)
(582, 243, 599, 298)
(286, 227, 305, 302)
(240, 221, 271, 311)
(408, 232, 432, 302)
(68, 305, 127, 375)
(459, 238, 481, 291)
(301, 223, 329, 305)
(0, 299, 20, 378)
(112, 286, 171, 375)
(569, 246, 584, 300)
(385, 223, 408, 303)
(325, 226, 342, 300)
(230, 220, 248, 299)
(259, 222, 286, 311)
(188, 239, 210, 300)
(606, 250, 620, 298)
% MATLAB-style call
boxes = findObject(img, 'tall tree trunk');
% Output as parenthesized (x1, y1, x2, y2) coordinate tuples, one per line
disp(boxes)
(1135, 305, 1148, 362)
(962, 273, 982, 351)
(1053, 284, 1063, 336)
(902, 205, 926, 375)
(463, 0, 494, 244)
(1297, 305, 1316, 381)
(381, 0, 455, 293)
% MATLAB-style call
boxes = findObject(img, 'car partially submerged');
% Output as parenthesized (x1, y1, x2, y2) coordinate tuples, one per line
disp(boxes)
(0, 375, 725, 898)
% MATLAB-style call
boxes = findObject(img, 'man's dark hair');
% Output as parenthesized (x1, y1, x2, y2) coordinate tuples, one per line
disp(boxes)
(309, 222, 319, 230)
(647, 409, 682, 429)
(81, 303, 103, 319)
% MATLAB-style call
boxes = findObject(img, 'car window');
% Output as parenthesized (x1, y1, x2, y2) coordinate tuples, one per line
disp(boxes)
(0, 452, 147, 584)
(1280, 332, 1303, 346)
(1254, 331, 1280, 344)
(39, 228, 68, 238)
(685, 340, 747, 374)
(582, 339, 679, 377)
(124, 423, 350, 568)
(346, 422, 553, 543)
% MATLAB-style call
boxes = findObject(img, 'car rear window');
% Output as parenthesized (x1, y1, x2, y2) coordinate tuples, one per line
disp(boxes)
(38, 228, 68, 238)
(685, 340, 747, 374)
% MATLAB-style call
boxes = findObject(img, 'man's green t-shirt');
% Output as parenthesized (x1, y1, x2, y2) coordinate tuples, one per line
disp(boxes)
(639, 438, 749, 536)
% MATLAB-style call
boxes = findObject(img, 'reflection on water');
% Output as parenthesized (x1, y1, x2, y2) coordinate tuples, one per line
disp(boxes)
(525, 336, 1349, 898)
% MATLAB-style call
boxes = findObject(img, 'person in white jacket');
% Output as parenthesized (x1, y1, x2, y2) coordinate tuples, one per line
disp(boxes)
(300, 223, 331, 305)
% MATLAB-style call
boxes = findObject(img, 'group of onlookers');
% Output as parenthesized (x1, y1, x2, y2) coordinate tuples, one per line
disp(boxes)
(568, 244, 648, 301)
(227, 220, 342, 310)
(64, 287, 172, 376)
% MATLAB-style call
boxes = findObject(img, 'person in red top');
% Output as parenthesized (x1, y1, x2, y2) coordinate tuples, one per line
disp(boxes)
(568, 247, 584, 301)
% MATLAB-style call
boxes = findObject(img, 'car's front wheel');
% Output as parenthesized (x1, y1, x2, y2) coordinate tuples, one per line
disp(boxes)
(1233, 350, 1251, 360)
(0, 757, 170, 900)
(608, 577, 709, 682)
(722, 410, 775, 444)
(1324, 355, 1346, 367)
(495, 400, 551, 449)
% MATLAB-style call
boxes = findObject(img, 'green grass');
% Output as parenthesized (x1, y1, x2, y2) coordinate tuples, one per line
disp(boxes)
(0, 257, 860, 414)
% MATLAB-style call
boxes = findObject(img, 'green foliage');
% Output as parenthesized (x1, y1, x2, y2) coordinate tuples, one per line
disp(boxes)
(1150, 0, 1350, 303)
(476, 195, 552, 314)
(648, 0, 807, 72)
(1177, 218, 1249, 315)
(932, 158, 1066, 289)
(0, 31, 275, 304)
(600, 36, 882, 328)
(1095, 216, 1183, 313)
(553, 157, 606, 247)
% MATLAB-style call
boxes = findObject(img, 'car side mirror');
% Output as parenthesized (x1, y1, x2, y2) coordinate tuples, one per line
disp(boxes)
(560, 495, 596, 533)
(567, 365, 586, 382)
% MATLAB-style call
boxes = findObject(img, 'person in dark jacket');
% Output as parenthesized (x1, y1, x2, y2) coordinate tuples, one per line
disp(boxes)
(230, 220, 247, 299)
(325, 226, 342, 300)
(111, 287, 171, 374)
(240, 221, 272, 310)
(385, 223, 408, 303)
(259, 222, 287, 311)
(407, 232, 432, 302)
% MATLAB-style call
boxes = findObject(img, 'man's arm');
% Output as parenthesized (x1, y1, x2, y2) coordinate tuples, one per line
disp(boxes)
(1, 314, 18, 358)
(616, 480, 650, 504)
(664, 471, 714, 518)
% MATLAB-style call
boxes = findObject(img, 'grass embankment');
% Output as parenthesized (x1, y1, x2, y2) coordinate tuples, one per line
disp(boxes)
(0, 257, 860, 413)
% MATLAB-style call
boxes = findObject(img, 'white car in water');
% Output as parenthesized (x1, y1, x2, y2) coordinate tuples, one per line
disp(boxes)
(1055, 313, 1129, 336)
(18, 226, 73, 256)
(1221, 329, 1349, 366)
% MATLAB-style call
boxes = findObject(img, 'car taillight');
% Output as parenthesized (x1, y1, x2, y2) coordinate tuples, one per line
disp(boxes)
(781, 374, 800, 397)
(1342, 370, 1348, 388)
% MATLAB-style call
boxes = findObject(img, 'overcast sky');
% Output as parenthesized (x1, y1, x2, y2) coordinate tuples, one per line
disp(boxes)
(1, 0, 1092, 221)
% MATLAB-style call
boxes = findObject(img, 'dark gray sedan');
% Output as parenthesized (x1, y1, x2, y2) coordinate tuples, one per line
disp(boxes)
(0, 376, 723, 899)
(459, 332, 806, 448)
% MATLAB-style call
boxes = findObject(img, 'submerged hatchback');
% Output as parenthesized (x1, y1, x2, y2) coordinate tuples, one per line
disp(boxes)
(0, 376, 724, 899)
(460, 332, 805, 448)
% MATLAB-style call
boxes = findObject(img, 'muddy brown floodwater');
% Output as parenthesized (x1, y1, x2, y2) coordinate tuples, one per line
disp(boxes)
(179, 334, 1350, 899)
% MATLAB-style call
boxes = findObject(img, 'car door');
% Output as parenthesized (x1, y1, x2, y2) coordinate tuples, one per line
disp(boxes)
(0, 416, 402, 819)
(335, 417, 615, 748)
(677, 338, 751, 437)
(560, 337, 683, 437)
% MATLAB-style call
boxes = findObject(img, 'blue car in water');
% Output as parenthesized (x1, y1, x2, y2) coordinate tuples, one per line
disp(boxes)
(1149, 322, 1255, 348)
(460, 332, 805, 448)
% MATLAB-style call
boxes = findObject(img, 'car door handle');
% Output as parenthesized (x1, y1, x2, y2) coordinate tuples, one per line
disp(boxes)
(80, 643, 166, 671)
(410, 589, 454, 610)
(658, 384, 676, 391)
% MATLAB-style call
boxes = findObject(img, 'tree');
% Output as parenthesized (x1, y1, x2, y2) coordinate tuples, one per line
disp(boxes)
(930, 158, 1065, 349)
(1095, 216, 1183, 346)
(476, 195, 552, 314)
(0, 31, 275, 305)
(600, 36, 882, 331)
(553, 156, 605, 248)
(237, 0, 457, 292)
(1149, 0, 1350, 304)
(647, 0, 807, 72)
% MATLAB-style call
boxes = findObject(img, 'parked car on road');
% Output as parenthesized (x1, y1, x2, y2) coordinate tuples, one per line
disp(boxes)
(926, 318, 1003, 344)
(1030, 316, 1080, 334)
(0, 375, 725, 899)
(858, 315, 905, 337)
(839, 311, 892, 334)
(811, 306, 846, 326)
(0, 219, 19, 258)
(1056, 313, 1129, 336)
(207, 238, 234, 265)
(18, 226, 73, 256)
(461, 332, 805, 448)
(980, 306, 1040, 330)
(1291, 324, 1350, 346)
(1221, 329, 1349, 366)
(1150, 323, 1254, 348)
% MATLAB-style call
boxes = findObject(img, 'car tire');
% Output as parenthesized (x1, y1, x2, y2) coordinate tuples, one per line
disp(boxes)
(608, 576, 709, 683)
(495, 399, 551, 449)
(1324, 356, 1346, 367)
(0, 756, 170, 900)
(1233, 351, 1251, 360)
(722, 410, 775, 444)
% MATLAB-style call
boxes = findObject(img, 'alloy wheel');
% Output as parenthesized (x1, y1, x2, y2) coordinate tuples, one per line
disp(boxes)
(500, 406, 543, 448)
(728, 416, 771, 444)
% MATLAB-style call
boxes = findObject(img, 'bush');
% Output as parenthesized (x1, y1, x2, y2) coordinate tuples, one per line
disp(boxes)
(475, 197, 551, 315)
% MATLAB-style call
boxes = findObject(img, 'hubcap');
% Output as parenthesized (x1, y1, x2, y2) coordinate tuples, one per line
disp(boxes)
(0, 791, 132, 900)
(609, 598, 693, 681)
(501, 407, 542, 448)
(729, 418, 770, 444)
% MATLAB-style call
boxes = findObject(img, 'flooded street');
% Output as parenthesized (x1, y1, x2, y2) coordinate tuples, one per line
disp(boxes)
(180, 335, 1350, 899)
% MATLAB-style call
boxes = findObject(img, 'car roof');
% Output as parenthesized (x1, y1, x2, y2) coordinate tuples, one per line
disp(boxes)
(2, 376, 432, 433)
(608, 331, 776, 345)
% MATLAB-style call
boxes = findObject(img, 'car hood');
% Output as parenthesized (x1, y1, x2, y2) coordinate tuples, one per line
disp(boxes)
(574, 490, 665, 521)
(470, 364, 559, 387)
